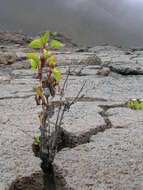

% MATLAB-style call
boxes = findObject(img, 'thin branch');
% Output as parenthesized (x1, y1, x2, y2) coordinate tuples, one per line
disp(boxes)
(69, 81, 86, 106)
(55, 68, 70, 128)
(52, 80, 86, 152)
(16, 128, 34, 139)
(58, 82, 86, 129)
(60, 67, 71, 98)
(51, 69, 71, 150)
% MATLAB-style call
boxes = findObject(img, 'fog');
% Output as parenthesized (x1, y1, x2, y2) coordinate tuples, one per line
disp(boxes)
(0, 0, 143, 47)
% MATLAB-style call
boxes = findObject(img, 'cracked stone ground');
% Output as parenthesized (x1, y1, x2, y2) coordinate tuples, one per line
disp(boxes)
(1, 33, 143, 189)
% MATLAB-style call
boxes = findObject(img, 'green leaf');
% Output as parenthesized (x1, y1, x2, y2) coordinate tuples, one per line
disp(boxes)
(43, 49, 52, 60)
(61, 32, 65, 36)
(128, 99, 135, 109)
(29, 38, 42, 49)
(50, 40, 65, 49)
(135, 100, 140, 110)
(41, 32, 50, 46)
(52, 32, 57, 36)
(30, 59, 38, 69)
(34, 136, 40, 145)
(52, 68, 61, 82)
(36, 86, 43, 97)
(48, 55, 57, 66)
(26, 53, 40, 63)
(140, 101, 143, 110)
(128, 100, 132, 108)
(43, 49, 48, 59)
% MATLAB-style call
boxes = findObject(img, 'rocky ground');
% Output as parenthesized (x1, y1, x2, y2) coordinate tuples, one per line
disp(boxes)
(1, 32, 143, 190)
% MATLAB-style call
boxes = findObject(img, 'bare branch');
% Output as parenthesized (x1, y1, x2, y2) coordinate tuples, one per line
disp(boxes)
(69, 81, 86, 107)
(60, 67, 71, 98)
(55, 68, 71, 128)
(16, 128, 34, 139)
(51, 80, 86, 152)
(51, 68, 71, 150)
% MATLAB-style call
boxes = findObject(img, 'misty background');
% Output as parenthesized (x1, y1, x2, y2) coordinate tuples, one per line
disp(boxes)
(0, 0, 143, 47)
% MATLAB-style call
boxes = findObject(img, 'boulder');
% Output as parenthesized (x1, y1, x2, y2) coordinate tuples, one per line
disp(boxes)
(0, 52, 17, 65)
(108, 61, 143, 75)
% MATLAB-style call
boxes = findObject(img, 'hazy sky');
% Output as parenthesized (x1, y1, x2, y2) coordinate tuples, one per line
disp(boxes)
(0, 0, 143, 47)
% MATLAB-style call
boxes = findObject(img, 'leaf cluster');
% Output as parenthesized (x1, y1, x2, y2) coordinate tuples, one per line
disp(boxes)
(26, 32, 64, 83)
(128, 99, 143, 110)
(29, 32, 65, 49)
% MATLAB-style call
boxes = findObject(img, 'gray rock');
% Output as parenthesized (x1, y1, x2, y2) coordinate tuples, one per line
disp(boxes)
(106, 107, 143, 129)
(62, 102, 106, 146)
(0, 32, 31, 45)
(83, 54, 102, 65)
(0, 97, 41, 189)
(88, 45, 120, 53)
(97, 67, 110, 76)
(57, 52, 101, 66)
(0, 71, 11, 83)
(108, 61, 143, 75)
(54, 123, 143, 190)
(91, 45, 143, 75)
(0, 52, 17, 65)
(1, 36, 143, 190)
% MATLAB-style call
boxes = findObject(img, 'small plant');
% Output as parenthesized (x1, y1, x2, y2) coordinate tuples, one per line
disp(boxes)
(26, 31, 64, 104)
(26, 32, 85, 172)
(128, 99, 143, 110)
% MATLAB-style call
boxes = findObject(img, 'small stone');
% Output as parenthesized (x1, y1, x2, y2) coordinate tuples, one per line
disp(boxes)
(0, 52, 17, 65)
(0, 71, 11, 83)
(97, 67, 110, 76)
(85, 55, 102, 65)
